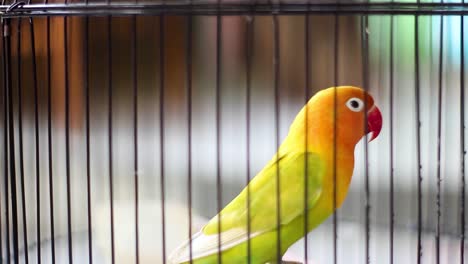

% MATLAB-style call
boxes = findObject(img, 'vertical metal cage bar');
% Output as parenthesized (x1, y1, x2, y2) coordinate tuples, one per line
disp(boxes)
(46, 6, 56, 263)
(436, 13, 444, 264)
(304, 9, 310, 264)
(84, 7, 93, 264)
(16, 16, 29, 264)
(64, 11, 73, 264)
(460, 13, 466, 264)
(107, 13, 115, 264)
(215, 3, 222, 263)
(361, 14, 371, 264)
(414, 12, 423, 264)
(4, 15, 20, 264)
(272, 12, 281, 264)
(333, 13, 339, 264)
(389, 13, 395, 264)
(2, 19, 8, 264)
(1, 17, 11, 262)
(159, 13, 167, 264)
(185, 7, 194, 264)
(28, 14, 41, 264)
(0, 14, 4, 263)
(132, 12, 140, 264)
(0, 22, 3, 262)
(0, 30, 2, 262)
(245, 12, 253, 264)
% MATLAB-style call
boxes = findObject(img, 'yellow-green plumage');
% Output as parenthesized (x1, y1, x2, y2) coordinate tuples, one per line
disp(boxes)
(168, 86, 382, 264)
(185, 153, 323, 264)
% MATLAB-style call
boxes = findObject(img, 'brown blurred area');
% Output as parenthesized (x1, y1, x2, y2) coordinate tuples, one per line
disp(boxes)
(4, 15, 363, 135)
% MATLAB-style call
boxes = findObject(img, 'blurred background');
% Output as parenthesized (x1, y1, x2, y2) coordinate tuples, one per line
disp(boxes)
(0, 5, 466, 264)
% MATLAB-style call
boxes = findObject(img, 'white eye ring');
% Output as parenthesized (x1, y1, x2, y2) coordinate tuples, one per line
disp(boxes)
(346, 97, 364, 112)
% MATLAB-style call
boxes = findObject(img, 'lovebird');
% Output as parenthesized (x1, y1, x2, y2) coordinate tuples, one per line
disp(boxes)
(168, 86, 382, 264)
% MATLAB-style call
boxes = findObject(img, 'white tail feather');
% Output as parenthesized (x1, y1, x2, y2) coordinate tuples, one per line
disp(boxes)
(168, 228, 261, 263)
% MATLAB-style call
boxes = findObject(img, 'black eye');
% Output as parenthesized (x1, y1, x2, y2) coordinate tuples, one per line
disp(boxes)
(346, 97, 364, 112)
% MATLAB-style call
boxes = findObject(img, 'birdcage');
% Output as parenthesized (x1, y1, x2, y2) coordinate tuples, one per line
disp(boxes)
(0, 0, 465, 263)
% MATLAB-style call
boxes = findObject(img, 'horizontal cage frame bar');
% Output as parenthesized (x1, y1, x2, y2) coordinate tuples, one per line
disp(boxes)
(2, 2, 468, 16)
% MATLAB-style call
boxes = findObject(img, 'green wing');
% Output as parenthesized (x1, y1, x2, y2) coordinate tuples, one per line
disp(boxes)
(204, 151, 324, 236)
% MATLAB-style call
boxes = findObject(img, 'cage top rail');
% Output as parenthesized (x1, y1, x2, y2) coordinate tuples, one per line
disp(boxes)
(1, 2, 468, 16)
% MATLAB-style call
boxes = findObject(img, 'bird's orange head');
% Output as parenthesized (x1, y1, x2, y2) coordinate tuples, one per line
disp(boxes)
(287, 86, 382, 152)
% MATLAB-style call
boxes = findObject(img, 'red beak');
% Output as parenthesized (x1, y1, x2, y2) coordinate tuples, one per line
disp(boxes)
(367, 106, 382, 142)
